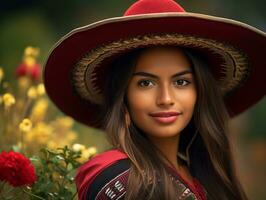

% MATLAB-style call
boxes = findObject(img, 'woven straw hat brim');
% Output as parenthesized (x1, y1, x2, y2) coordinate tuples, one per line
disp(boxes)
(44, 12, 266, 127)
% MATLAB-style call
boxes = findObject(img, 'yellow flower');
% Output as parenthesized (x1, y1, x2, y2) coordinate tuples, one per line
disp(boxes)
(65, 130, 78, 142)
(56, 117, 74, 129)
(27, 86, 37, 99)
(0, 67, 4, 82)
(36, 84, 45, 96)
(78, 151, 89, 163)
(25, 122, 53, 144)
(87, 146, 97, 156)
(77, 147, 98, 163)
(24, 46, 40, 57)
(72, 143, 86, 152)
(18, 77, 31, 90)
(30, 98, 48, 121)
(3, 93, 15, 107)
(34, 122, 53, 144)
(19, 118, 32, 132)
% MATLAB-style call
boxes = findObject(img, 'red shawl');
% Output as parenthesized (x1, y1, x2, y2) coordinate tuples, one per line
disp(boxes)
(75, 149, 207, 200)
(75, 149, 128, 200)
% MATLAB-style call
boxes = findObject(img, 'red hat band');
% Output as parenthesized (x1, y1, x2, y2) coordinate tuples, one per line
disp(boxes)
(124, 0, 186, 16)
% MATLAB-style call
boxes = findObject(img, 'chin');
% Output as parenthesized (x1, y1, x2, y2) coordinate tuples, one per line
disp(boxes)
(145, 127, 182, 138)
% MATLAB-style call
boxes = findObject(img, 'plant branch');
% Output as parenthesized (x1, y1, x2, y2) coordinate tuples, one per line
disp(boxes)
(23, 188, 46, 200)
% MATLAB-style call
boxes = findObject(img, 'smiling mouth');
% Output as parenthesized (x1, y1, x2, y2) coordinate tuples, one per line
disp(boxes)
(149, 112, 181, 124)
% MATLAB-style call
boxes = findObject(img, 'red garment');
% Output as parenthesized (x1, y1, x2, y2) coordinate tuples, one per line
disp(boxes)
(75, 149, 207, 200)
(75, 149, 127, 200)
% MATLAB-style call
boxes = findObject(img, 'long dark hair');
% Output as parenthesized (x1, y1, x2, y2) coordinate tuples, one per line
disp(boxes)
(100, 46, 248, 200)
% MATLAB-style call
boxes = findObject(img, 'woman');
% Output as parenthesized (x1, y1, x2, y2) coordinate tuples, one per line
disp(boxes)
(43, 0, 266, 199)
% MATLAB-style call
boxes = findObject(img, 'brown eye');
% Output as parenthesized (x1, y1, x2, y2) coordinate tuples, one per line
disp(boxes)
(137, 79, 155, 87)
(173, 79, 190, 86)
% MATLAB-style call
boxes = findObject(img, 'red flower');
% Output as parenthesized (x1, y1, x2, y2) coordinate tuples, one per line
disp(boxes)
(15, 63, 41, 81)
(0, 151, 37, 187)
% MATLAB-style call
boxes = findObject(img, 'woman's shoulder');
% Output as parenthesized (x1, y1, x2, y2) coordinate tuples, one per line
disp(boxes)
(76, 149, 128, 181)
(75, 149, 130, 200)
(83, 149, 128, 164)
(86, 157, 130, 200)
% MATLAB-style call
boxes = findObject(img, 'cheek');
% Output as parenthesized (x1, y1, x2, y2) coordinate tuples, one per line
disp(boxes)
(184, 90, 197, 106)
(127, 90, 152, 116)
(176, 89, 197, 116)
(126, 86, 154, 126)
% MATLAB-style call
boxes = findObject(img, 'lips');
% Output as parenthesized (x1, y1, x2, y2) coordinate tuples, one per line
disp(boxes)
(149, 111, 181, 124)
(150, 112, 181, 117)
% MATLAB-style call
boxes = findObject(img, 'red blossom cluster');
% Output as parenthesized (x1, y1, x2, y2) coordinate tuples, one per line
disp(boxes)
(16, 62, 41, 81)
(0, 151, 37, 187)
(15, 46, 41, 81)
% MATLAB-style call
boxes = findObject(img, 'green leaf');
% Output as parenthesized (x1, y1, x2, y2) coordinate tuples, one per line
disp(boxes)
(11, 145, 21, 152)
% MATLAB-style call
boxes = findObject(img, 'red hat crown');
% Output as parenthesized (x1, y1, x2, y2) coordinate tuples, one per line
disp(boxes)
(124, 0, 186, 16)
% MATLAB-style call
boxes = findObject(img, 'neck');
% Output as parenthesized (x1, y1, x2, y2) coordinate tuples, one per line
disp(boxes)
(148, 134, 182, 171)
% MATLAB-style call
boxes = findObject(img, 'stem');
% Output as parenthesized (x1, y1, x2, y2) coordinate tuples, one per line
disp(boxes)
(3, 107, 9, 135)
(0, 181, 4, 188)
(0, 181, 6, 195)
(0, 105, 4, 142)
(22, 189, 46, 200)
(0, 182, 13, 199)
(71, 191, 78, 200)
(20, 130, 24, 153)
(22, 97, 32, 119)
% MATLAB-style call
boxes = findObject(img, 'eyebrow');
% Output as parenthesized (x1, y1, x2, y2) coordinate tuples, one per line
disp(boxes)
(132, 69, 193, 79)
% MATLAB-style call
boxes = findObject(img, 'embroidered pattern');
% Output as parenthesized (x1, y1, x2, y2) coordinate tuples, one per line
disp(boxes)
(169, 174, 204, 200)
(95, 169, 129, 200)
(94, 168, 206, 200)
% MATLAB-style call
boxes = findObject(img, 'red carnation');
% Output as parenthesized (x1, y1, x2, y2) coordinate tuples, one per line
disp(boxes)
(0, 151, 37, 187)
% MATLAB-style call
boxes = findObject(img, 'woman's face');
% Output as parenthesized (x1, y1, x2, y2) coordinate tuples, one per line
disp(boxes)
(126, 47, 197, 140)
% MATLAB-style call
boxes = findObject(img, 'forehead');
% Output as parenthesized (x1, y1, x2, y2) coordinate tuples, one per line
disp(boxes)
(135, 46, 192, 72)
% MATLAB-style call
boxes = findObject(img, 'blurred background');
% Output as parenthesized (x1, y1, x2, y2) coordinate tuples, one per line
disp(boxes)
(0, 0, 265, 199)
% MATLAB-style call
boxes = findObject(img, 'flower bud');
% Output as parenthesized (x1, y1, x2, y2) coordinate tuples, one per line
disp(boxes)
(78, 147, 98, 163)
(87, 147, 97, 156)
(36, 84, 45, 96)
(72, 143, 86, 152)
(24, 46, 40, 57)
(27, 86, 37, 99)
(30, 98, 48, 120)
(19, 118, 32, 132)
(3, 93, 15, 107)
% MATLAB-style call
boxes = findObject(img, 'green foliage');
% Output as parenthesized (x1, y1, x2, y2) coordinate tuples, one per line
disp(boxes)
(26, 146, 82, 200)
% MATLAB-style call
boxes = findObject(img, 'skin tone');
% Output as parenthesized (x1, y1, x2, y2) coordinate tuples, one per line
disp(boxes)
(126, 46, 197, 183)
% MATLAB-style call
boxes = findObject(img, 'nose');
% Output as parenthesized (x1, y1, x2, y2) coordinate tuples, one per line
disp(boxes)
(156, 84, 175, 107)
